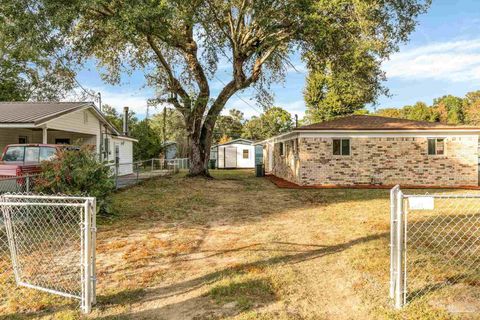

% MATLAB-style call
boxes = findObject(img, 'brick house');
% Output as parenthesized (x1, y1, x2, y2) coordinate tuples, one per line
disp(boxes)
(259, 115, 480, 187)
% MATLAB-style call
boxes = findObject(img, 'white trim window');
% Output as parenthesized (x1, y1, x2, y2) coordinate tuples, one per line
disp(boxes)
(332, 138, 350, 156)
(427, 138, 445, 155)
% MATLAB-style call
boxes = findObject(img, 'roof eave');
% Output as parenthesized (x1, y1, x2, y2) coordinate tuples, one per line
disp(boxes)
(0, 123, 36, 128)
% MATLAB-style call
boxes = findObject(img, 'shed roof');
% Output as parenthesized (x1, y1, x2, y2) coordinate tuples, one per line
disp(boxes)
(296, 115, 480, 131)
(211, 138, 253, 148)
(0, 102, 91, 124)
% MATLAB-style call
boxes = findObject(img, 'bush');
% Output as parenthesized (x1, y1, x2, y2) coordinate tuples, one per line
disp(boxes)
(34, 146, 115, 214)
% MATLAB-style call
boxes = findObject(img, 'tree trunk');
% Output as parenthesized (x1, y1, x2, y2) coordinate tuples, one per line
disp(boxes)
(188, 139, 210, 176)
(187, 125, 213, 177)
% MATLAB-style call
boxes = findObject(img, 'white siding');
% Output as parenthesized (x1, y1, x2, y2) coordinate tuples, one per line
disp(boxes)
(218, 146, 225, 168)
(46, 108, 101, 153)
(234, 144, 255, 168)
(112, 137, 134, 175)
(216, 143, 255, 169)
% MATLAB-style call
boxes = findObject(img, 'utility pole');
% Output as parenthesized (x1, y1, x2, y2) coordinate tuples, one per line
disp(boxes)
(163, 106, 167, 145)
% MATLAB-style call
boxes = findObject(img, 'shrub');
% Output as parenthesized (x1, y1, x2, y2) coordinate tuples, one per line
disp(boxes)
(34, 146, 115, 214)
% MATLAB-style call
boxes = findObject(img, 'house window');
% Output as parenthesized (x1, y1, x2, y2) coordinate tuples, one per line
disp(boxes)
(428, 138, 445, 155)
(18, 136, 28, 144)
(279, 142, 284, 156)
(243, 149, 249, 159)
(55, 138, 71, 145)
(333, 139, 350, 156)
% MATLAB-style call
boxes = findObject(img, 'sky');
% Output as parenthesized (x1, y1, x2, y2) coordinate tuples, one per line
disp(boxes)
(74, 0, 480, 120)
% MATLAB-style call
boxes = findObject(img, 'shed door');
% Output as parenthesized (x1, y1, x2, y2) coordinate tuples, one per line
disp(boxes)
(224, 147, 237, 168)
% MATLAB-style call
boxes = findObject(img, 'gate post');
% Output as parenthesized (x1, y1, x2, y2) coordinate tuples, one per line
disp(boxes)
(82, 199, 92, 314)
(389, 186, 398, 299)
(90, 198, 97, 306)
(394, 189, 405, 309)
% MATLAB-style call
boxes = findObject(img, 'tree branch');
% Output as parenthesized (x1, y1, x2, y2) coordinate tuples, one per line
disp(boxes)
(146, 35, 191, 111)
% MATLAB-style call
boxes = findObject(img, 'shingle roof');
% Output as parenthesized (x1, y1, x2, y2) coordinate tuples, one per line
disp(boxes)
(296, 115, 480, 131)
(0, 102, 91, 124)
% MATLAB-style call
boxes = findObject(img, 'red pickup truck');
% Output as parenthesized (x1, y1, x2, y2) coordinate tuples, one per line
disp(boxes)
(0, 144, 72, 178)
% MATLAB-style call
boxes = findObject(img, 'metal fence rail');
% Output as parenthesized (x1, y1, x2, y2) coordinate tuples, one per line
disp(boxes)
(0, 175, 36, 195)
(0, 194, 96, 314)
(390, 186, 480, 309)
(108, 158, 189, 189)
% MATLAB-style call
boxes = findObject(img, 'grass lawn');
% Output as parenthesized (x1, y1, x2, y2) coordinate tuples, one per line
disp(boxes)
(1, 170, 480, 319)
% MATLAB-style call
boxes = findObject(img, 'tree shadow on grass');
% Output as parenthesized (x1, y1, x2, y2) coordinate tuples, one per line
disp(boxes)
(94, 232, 387, 319)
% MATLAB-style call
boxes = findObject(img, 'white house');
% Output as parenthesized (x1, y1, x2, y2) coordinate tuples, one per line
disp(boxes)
(0, 102, 137, 175)
(210, 139, 255, 169)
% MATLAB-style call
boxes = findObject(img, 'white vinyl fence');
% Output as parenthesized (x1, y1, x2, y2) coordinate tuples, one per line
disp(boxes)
(390, 185, 480, 309)
(0, 194, 96, 314)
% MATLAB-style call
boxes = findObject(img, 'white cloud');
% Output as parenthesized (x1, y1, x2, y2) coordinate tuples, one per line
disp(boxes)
(384, 39, 480, 82)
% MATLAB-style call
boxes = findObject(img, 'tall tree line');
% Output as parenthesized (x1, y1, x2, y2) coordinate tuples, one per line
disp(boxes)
(374, 91, 480, 125)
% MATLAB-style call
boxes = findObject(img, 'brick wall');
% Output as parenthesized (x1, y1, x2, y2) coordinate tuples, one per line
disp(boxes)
(274, 136, 479, 187)
(272, 139, 301, 184)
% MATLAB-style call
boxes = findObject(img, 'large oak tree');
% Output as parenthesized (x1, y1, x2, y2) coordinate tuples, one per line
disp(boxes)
(3, 0, 429, 176)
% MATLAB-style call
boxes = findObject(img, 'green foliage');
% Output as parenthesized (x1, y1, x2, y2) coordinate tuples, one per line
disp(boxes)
(0, 0, 75, 101)
(213, 109, 244, 144)
(304, 51, 385, 123)
(102, 104, 125, 132)
(150, 108, 189, 157)
(242, 107, 293, 141)
(402, 102, 437, 122)
(374, 92, 480, 125)
(464, 90, 480, 125)
(433, 95, 464, 124)
(130, 120, 162, 160)
(34, 146, 115, 214)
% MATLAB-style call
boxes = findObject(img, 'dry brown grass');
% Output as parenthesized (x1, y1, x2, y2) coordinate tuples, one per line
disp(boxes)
(1, 170, 480, 319)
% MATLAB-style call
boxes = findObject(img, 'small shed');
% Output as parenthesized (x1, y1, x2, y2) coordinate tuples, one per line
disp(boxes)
(210, 139, 255, 169)
(161, 141, 177, 160)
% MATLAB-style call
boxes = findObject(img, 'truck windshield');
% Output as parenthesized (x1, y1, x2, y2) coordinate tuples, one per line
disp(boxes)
(2, 146, 25, 162)
(2, 146, 58, 162)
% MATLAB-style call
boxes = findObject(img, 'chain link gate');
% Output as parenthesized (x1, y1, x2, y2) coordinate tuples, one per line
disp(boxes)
(0, 194, 96, 314)
(390, 186, 480, 309)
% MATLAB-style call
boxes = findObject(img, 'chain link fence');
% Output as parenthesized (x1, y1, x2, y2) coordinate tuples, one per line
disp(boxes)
(0, 194, 96, 315)
(0, 175, 36, 195)
(390, 186, 480, 308)
(108, 158, 189, 189)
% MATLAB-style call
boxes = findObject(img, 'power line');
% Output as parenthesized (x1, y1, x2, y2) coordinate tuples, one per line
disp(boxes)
(216, 46, 272, 113)
(213, 75, 262, 116)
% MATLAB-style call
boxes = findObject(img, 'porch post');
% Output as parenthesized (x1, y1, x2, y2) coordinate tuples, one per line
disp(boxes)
(42, 127, 48, 144)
